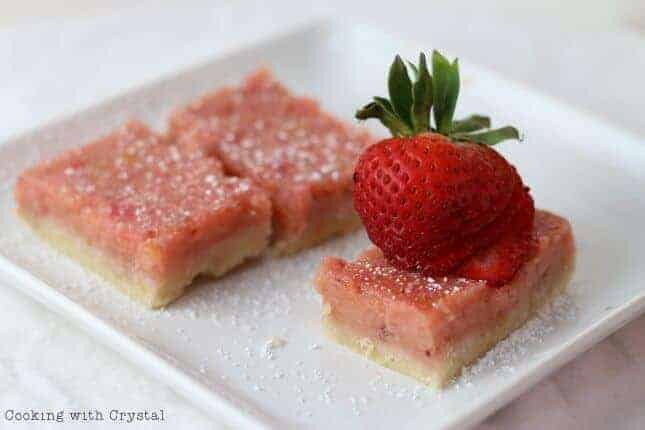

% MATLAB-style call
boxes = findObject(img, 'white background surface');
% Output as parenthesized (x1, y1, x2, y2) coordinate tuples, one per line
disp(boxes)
(1, 1, 644, 429)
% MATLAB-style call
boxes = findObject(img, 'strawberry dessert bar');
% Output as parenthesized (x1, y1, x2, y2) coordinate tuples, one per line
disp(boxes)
(316, 211, 574, 387)
(169, 69, 374, 254)
(15, 121, 271, 308)
(314, 52, 576, 386)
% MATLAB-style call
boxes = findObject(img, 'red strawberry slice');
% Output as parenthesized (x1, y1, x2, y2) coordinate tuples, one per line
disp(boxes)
(456, 187, 535, 285)
(409, 178, 528, 276)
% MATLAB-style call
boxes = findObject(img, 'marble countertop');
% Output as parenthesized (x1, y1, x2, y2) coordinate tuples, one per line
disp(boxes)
(1, 2, 644, 429)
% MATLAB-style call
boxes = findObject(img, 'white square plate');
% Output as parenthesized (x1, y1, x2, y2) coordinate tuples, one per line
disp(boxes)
(1, 20, 644, 430)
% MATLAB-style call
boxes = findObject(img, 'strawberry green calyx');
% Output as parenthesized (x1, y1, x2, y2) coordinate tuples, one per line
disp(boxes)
(356, 51, 521, 146)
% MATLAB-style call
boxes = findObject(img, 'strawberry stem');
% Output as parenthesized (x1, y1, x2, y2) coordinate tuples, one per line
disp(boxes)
(411, 53, 432, 133)
(452, 115, 491, 133)
(355, 51, 521, 146)
(452, 126, 521, 146)
(388, 55, 414, 129)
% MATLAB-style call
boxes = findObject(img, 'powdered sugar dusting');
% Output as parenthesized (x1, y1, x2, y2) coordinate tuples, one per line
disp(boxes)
(458, 291, 579, 387)
(170, 69, 374, 192)
(0, 191, 581, 427)
(16, 121, 268, 241)
(335, 247, 488, 309)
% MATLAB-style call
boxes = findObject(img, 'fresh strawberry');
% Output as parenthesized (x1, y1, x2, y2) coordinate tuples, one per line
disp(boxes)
(353, 51, 534, 285)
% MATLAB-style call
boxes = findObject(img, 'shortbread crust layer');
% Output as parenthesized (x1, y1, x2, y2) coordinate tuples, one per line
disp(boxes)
(19, 211, 269, 308)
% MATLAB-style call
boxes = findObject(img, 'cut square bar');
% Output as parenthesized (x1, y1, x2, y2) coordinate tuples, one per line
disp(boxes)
(15, 121, 272, 308)
(314, 211, 575, 387)
(169, 69, 374, 254)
